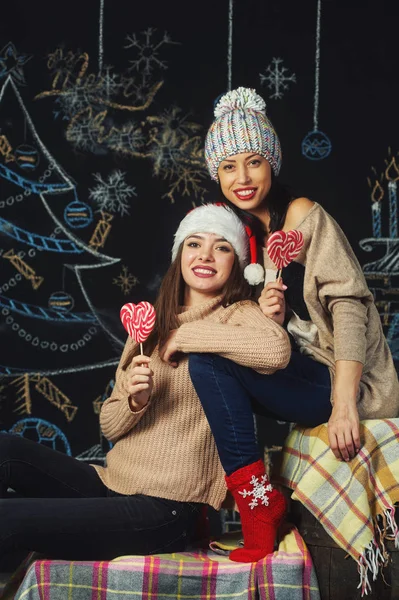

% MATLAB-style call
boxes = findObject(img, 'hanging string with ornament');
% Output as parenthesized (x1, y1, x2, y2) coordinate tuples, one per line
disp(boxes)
(301, 0, 332, 161)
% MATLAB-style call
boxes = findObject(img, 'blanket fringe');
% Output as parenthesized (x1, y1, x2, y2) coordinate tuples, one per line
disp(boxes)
(357, 506, 398, 596)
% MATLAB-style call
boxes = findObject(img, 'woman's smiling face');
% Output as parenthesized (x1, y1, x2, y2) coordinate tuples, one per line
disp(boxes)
(181, 232, 235, 304)
(217, 153, 272, 215)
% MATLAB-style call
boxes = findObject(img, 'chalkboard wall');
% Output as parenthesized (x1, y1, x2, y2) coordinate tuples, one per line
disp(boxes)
(1, 0, 398, 467)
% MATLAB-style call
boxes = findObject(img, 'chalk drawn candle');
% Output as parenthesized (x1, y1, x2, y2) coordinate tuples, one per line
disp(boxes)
(372, 202, 382, 238)
(371, 180, 384, 238)
(385, 157, 399, 239)
(388, 181, 398, 239)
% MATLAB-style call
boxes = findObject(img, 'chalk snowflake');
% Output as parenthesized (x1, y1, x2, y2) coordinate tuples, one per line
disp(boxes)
(107, 122, 145, 156)
(260, 58, 296, 100)
(151, 143, 183, 177)
(238, 474, 273, 510)
(57, 84, 92, 119)
(99, 65, 123, 99)
(125, 28, 178, 76)
(113, 266, 139, 295)
(150, 130, 207, 203)
(54, 66, 122, 122)
(146, 107, 205, 184)
(147, 106, 202, 148)
(89, 171, 137, 216)
(162, 164, 208, 204)
(66, 108, 103, 151)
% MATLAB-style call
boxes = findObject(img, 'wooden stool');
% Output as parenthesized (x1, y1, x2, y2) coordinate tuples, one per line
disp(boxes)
(290, 500, 399, 600)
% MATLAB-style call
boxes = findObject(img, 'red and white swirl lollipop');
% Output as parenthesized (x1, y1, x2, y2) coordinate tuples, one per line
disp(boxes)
(266, 229, 304, 278)
(120, 301, 156, 354)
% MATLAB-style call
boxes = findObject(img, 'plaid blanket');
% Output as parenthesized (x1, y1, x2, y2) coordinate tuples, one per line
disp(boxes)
(8, 526, 319, 600)
(279, 418, 399, 595)
(256, 525, 320, 600)
(8, 553, 255, 600)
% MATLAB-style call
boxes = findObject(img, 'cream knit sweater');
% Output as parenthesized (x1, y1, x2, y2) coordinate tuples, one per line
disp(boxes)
(93, 296, 290, 510)
(263, 202, 399, 419)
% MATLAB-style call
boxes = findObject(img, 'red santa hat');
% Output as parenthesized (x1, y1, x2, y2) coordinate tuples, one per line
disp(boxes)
(171, 203, 265, 286)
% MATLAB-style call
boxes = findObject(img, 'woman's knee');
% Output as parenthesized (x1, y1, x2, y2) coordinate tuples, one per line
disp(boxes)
(188, 353, 231, 381)
(188, 353, 213, 379)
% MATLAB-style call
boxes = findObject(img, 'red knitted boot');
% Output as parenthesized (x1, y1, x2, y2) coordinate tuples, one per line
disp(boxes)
(225, 459, 286, 563)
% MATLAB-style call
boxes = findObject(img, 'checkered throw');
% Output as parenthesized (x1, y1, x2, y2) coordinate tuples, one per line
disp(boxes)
(278, 418, 399, 595)
(256, 525, 320, 600)
(9, 526, 319, 600)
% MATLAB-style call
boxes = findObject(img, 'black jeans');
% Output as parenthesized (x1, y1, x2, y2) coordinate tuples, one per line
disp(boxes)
(0, 433, 201, 561)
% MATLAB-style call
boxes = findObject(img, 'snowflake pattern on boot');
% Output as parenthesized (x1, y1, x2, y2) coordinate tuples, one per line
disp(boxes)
(238, 474, 273, 510)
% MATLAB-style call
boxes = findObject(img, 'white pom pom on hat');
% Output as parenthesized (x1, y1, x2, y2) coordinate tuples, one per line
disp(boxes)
(243, 263, 265, 286)
(171, 203, 265, 286)
(214, 87, 266, 118)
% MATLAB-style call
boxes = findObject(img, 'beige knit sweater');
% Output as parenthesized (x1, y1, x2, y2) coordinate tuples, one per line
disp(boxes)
(263, 202, 399, 419)
(93, 296, 290, 509)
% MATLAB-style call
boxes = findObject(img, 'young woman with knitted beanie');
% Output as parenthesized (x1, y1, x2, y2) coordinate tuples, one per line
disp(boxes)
(0, 204, 290, 565)
(186, 87, 399, 563)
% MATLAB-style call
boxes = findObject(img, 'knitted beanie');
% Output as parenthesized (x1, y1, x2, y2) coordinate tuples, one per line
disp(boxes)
(172, 204, 265, 286)
(205, 87, 282, 182)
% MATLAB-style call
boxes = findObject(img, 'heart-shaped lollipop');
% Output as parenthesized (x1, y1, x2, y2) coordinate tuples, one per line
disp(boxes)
(266, 230, 304, 275)
(120, 302, 156, 350)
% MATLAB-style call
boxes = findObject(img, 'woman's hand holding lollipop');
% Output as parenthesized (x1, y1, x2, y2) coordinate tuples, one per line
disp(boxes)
(120, 301, 156, 411)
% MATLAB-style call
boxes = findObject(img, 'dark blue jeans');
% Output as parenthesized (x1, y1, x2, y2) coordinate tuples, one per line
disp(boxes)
(0, 433, 201, 562)
(189, 351, 332, 476)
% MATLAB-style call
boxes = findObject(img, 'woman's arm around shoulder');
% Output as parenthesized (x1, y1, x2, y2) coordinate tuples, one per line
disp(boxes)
(100, 338, 153, 444)
(175, 300, 291, 374)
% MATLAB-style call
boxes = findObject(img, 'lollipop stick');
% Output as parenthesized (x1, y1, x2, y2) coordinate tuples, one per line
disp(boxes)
(276, 268, 282, 280)
(140, 342, 144, 355)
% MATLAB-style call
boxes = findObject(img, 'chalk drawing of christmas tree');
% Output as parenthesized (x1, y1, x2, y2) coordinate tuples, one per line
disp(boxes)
(0, 75, 123, 376)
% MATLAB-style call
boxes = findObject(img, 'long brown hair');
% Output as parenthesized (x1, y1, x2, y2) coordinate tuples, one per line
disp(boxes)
(122, 241, 251, 369)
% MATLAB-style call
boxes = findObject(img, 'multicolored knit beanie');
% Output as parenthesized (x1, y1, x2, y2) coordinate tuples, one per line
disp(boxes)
(204, 87, 282, 182)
